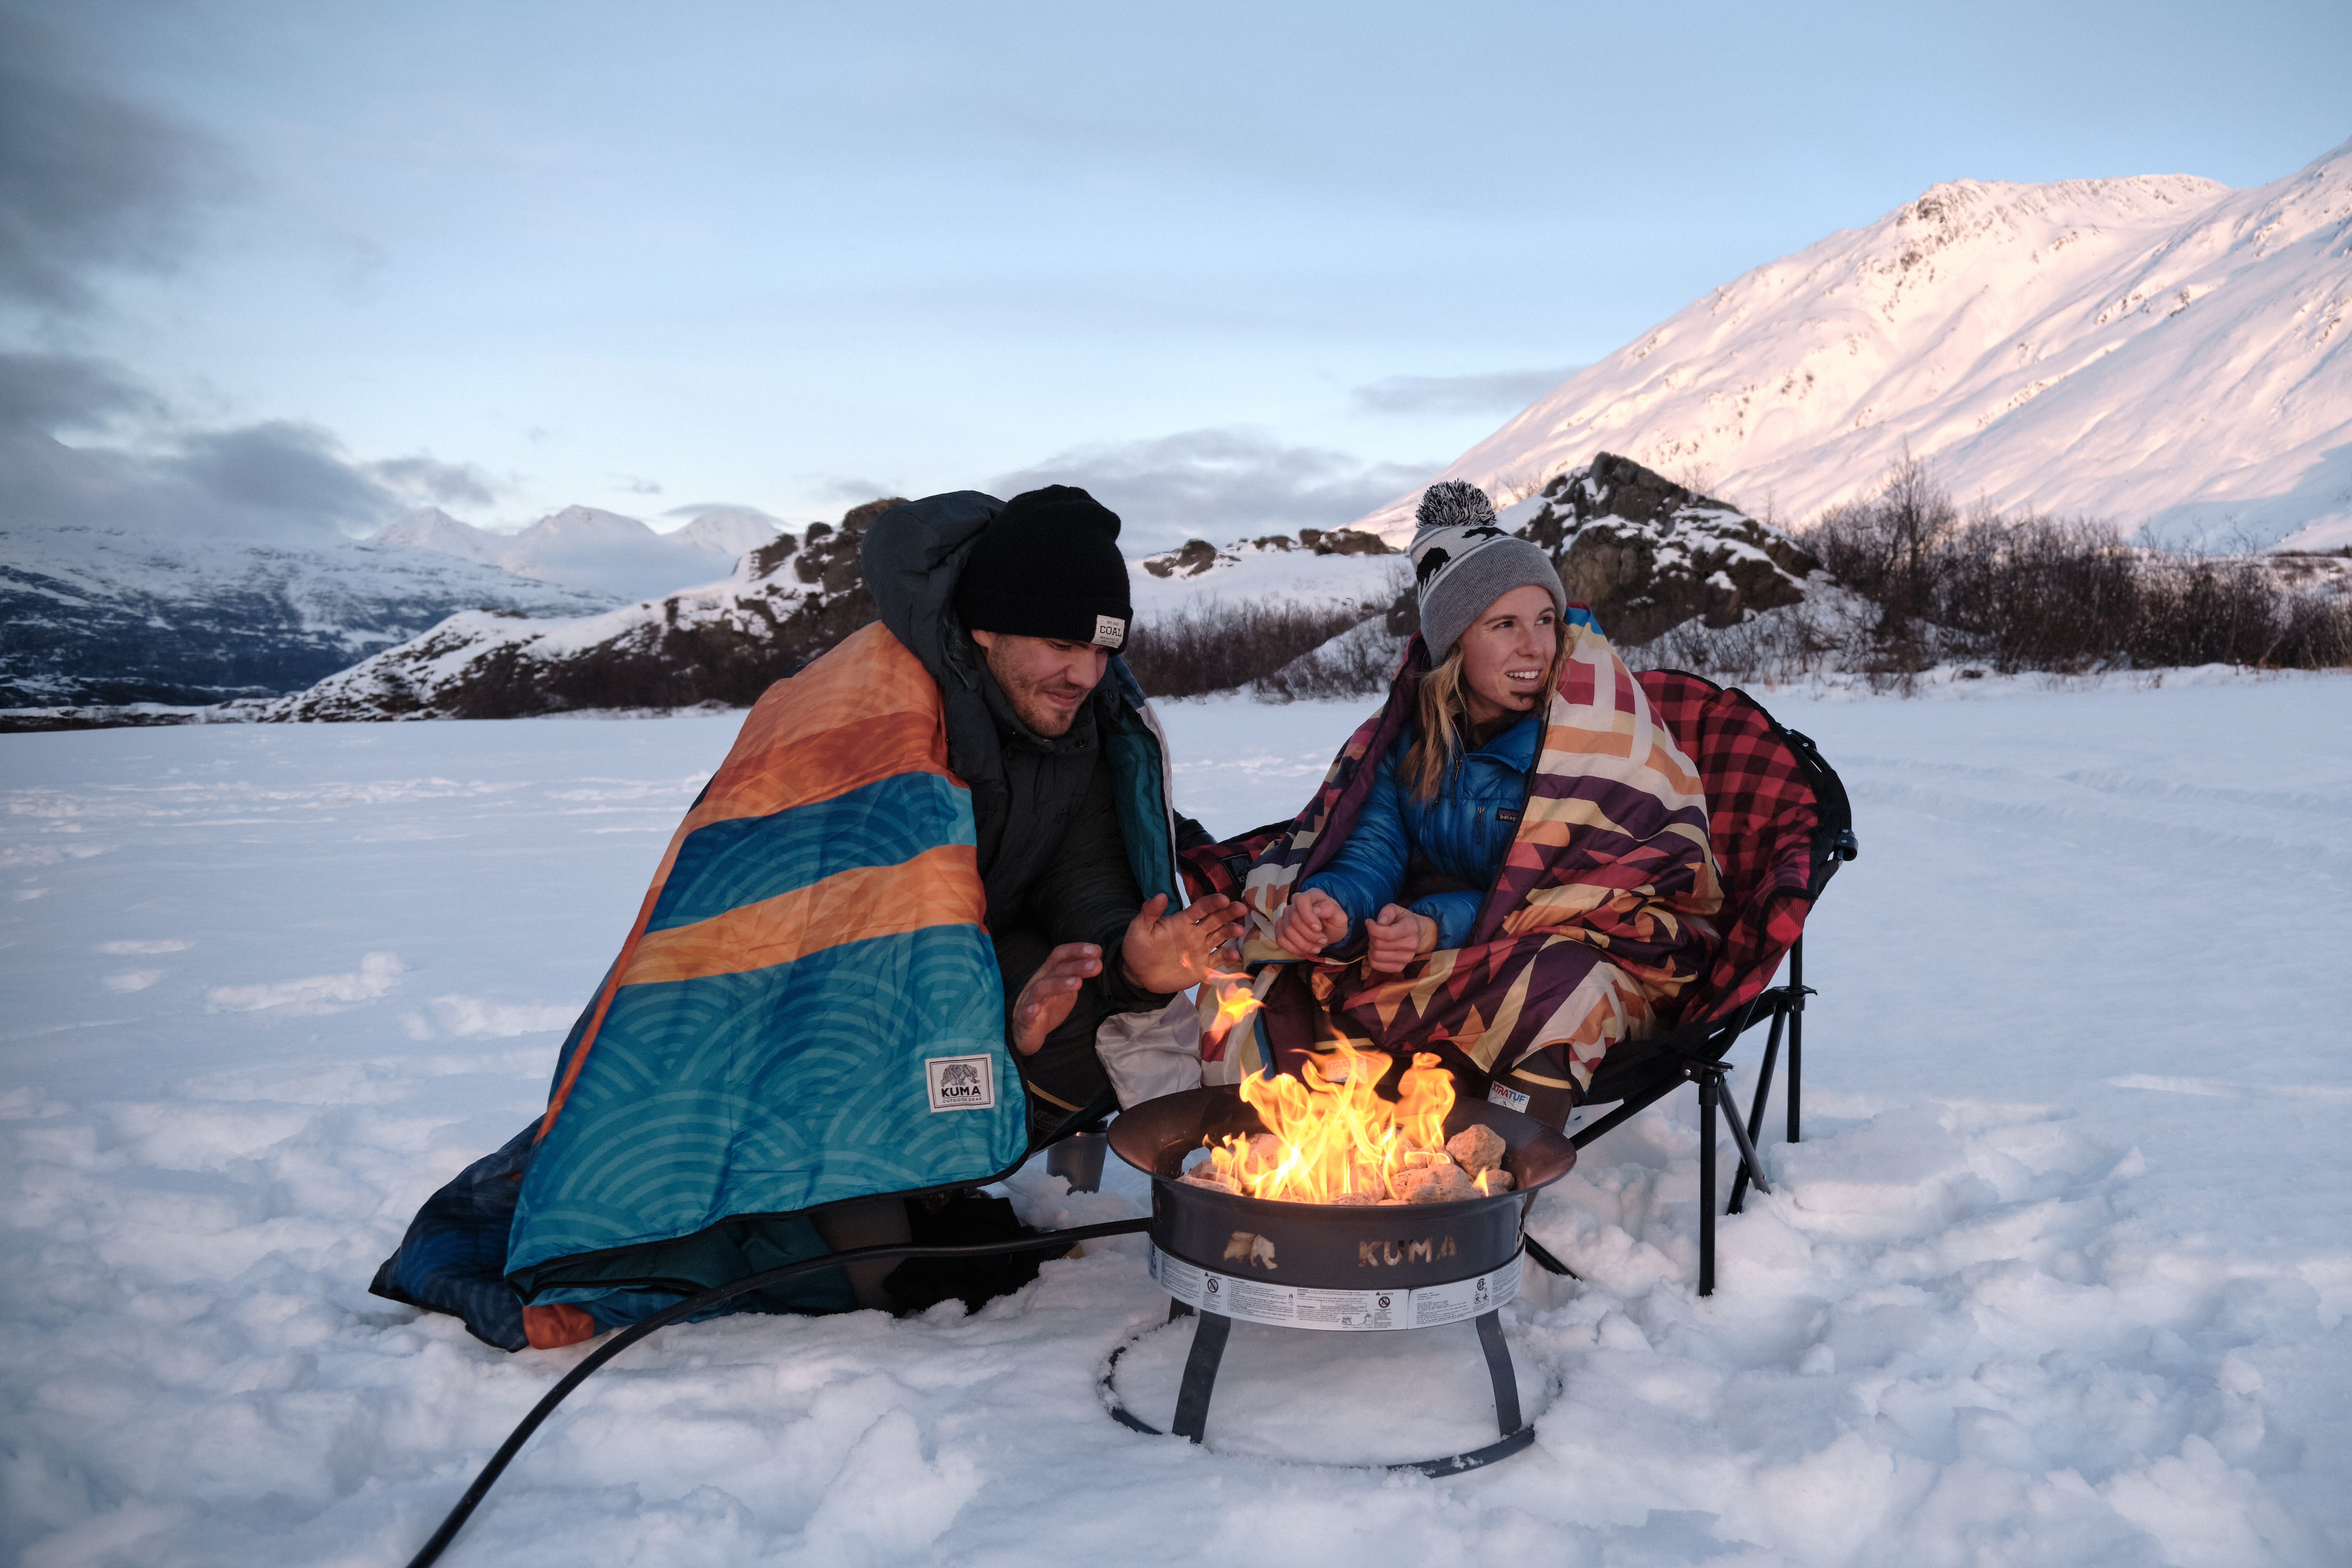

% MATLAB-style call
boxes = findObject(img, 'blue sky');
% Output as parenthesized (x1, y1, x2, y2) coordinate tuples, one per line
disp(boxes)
(5, 0, 2347, 551)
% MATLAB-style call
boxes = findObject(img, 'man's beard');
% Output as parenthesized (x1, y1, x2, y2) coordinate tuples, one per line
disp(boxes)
(987, 656, 1090, 737)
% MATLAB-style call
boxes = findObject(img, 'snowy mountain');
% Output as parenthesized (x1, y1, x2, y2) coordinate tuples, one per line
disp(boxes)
(270, 502, 897, 721)
(370, 503, 786, 602)
(0, 525, 620, 707)
(666, 506, 792, 561)
(1352, 138, 2352, 551)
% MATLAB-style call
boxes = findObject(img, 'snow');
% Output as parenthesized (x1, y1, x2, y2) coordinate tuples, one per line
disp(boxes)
(1128, 537, 1406, 621)
(4, 675, 2349, 1566)
(1349, 140, 2352, 551)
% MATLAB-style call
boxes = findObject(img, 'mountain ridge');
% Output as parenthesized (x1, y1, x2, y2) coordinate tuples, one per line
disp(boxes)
(367, 503, 784, 601)
(0, 525, 621, 706)
(1352, 139, 2352, 551)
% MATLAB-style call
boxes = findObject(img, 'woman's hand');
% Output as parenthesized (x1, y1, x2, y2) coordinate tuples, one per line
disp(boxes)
(1273, 888, 1350, 958)
(1120, 893, 1246, 993)
(1009, 943, 1101, 1055)
(1366, 903, 1438, 973)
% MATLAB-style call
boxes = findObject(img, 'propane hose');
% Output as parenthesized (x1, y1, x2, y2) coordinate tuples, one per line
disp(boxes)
(401, 1216, 1154, 1568)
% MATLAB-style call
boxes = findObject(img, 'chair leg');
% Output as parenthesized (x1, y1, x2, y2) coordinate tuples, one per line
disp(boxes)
(1697, 1071, 1717, 1298)
(1716, 1079, 1772, 1200)
(1729, 1005, 1785, 1215)
(1788, 937, 1805, 1146)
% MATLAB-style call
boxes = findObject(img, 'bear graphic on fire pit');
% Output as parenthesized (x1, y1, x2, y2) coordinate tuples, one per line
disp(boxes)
(1222, 1232, 1279, 1269)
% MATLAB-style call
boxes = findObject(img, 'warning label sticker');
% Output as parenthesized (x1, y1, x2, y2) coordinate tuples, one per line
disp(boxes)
(1149, 1244, 1517, 1332)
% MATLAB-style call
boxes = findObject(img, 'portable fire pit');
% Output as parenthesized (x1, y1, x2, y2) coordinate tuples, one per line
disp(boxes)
(1103, 1083, 1577, 1474)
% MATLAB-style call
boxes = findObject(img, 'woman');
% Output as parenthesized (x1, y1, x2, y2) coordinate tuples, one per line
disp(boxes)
(1224, 481, 1722, 1129)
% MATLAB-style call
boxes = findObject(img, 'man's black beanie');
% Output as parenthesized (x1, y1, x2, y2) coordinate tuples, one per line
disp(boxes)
(954, 485, 1133, 649)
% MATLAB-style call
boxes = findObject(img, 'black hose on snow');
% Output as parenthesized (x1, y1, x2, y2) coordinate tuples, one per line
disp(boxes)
(402, 1217, 1155, 1568)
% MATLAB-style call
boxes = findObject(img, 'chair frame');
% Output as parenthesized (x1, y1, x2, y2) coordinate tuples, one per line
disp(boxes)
(1546, 698, 1858, 1297)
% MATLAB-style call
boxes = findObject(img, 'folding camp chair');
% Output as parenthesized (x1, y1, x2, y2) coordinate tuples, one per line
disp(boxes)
(1545, 670, 1858, 1295)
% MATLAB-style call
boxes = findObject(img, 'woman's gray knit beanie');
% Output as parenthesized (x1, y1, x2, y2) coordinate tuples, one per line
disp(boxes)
(1408, 480, 1566, 659)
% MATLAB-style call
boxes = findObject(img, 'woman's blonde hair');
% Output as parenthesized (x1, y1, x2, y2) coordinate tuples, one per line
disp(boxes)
(1401, 611, 1568, 800)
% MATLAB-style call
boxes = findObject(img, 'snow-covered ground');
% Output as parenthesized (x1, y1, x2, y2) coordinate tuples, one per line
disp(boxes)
(3, 673, 2347, 1567)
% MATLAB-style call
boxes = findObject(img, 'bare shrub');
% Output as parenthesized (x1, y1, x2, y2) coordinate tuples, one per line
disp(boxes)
(1124, 600, 1372, 698)
(1794, 460, 2352, 676)
(1253, 618, 1401, 701)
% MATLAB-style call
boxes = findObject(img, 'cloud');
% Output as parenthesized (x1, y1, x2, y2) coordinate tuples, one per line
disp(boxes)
(169, 422, 392, 526)
(367, 454, 498, 509)
(815, 476, 903, 505)
(0, 8, 223, 313)
(1351, 368, 1580, 417)
(993, 428, 1435, 550)
(0, 349, 160, 431)
(0, 350, 413, 543)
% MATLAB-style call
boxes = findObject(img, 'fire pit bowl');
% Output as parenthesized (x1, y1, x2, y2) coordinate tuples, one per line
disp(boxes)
(1101, 1084, 1576, 1473)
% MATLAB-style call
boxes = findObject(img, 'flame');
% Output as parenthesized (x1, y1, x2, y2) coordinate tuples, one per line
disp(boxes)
(1201, 1042, 1461, 1204)
(1200, 968, 1262, 1046)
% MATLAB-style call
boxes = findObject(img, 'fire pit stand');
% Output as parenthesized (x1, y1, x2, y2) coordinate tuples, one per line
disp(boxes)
(1101, 1086, 1577, 1475)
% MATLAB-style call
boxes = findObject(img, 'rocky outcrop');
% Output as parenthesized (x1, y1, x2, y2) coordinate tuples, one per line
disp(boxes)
(266, 499, 906, 721)
(1139, 527, 1393, 579)
(1509, 453, 1821, 645)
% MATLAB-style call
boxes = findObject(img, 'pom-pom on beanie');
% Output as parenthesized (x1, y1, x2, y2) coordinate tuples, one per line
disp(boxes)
(955, 485, 1133, 649)
(1409, 480, 1565, 659)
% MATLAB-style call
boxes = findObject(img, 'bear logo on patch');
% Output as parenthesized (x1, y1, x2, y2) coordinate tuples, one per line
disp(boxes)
(925, 1054, 995, 1112)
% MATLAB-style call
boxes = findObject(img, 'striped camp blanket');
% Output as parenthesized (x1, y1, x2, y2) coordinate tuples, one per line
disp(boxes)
(1216, 610, 1722, 1094)
(504, 621, 1030, 1315)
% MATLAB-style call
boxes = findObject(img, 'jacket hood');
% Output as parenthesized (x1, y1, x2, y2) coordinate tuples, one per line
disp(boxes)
(862, 490, 1003, 680)
(861, 491, 1007, 798)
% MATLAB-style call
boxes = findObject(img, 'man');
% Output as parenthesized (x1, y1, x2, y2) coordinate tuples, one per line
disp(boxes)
(373, 485, 1238, 1348)
(868, 485, 1240, 1125)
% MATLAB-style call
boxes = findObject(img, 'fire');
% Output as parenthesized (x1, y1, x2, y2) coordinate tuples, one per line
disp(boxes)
(1186, 1042, 1514, 1206)
(1200, 969, 1263, 1045)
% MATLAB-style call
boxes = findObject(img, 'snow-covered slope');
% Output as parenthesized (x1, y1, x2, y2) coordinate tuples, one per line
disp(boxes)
(371, 504, 785, 602)
(1353, 139, 2352, 551)
(0, 525, 619, 707)
(1128, 527, 1404, 620)
(273, 503, 893, 720)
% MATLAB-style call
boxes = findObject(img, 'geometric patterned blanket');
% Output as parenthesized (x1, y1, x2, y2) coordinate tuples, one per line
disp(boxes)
(1209, 610, 1723, 1095)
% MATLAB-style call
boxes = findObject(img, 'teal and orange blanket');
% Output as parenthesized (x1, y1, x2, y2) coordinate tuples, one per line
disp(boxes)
(373, 622, 1034, 1349)
(1212, 611, 1723, 1099)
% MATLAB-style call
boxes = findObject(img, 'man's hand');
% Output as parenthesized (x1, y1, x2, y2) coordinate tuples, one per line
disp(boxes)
(1009, 942, 1101, 1056)
(1273, 887, 1350, 958)
(1366, 903, 1438, 973)
(1120, 893, 1246, 994)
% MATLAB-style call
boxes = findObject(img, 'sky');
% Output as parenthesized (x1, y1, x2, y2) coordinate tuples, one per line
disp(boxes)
(4, 0, 2349, 555)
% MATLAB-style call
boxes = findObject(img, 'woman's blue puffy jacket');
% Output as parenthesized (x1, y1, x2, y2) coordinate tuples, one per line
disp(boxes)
(1299, 712, 1537, 951)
